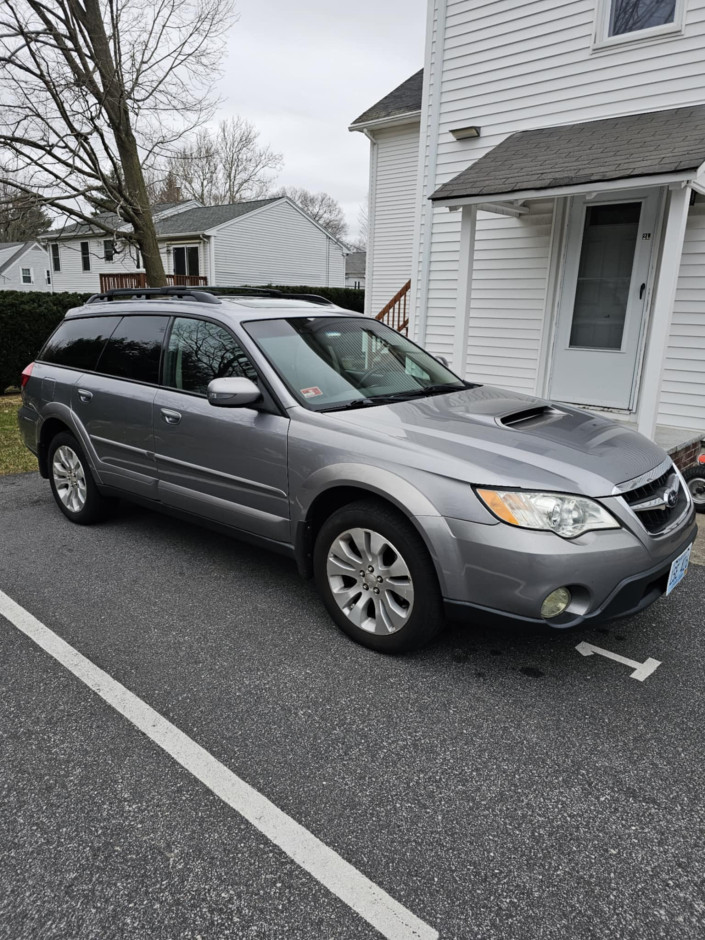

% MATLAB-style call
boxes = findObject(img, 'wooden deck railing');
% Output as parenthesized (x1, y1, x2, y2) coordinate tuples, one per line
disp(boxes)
(99, 273, 208, 291)
(375, 280, 411, 335)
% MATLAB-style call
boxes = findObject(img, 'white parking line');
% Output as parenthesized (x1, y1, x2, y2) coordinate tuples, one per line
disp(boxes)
(0, 589, 438, 940)
(576, 641, 661, 681)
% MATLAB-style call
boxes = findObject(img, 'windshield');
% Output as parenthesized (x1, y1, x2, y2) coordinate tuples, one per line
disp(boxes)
(244, 317, 468, 411)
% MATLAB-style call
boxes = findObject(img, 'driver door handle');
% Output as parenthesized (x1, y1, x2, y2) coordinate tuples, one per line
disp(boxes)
(160, 408, 182, 426)
(77, 389, 93, 403)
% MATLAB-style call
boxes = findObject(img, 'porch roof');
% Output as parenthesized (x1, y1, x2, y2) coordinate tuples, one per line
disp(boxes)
(431, 105, 705, 205)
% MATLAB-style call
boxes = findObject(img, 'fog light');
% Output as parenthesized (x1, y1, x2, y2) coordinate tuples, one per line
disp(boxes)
(541, 587, 572, 619)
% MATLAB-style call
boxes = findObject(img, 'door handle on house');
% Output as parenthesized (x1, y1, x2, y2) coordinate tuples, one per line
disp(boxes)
(77, 389, 93, 403)
(160, 408, 182, 425)
(639, 283, 646, 300)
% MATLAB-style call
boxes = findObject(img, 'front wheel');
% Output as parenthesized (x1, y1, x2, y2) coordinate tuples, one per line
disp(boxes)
(683, 463, 705, 513)
(313, 500, 444, 653)
(48, 431, 114, 525)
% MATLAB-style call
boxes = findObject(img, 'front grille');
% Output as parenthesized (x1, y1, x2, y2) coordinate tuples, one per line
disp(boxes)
(621, 465, 688, 535)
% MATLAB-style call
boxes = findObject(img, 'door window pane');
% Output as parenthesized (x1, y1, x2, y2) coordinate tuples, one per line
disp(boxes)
(40, 316, 121, 370)
(97, 315, 169, 384)
(569, 202, 641, 350)
(164, 317, 257, 395)
(609, 0, 676, 36)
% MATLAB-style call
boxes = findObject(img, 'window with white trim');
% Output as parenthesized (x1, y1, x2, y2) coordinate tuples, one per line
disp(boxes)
(80, 241, 91, 272)
(51, 243, 61, 272)
(21, 267, 33, 284)
(46, 270, 51, 285)
(596, 0, 684, 43)
(103, 239, 115, 262)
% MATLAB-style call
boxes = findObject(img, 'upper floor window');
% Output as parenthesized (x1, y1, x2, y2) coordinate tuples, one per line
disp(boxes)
(103, 239, 115, 262)
(597, 0, 684, 43)
(51, 243, 61, 272)
(80, 241, 90, 272)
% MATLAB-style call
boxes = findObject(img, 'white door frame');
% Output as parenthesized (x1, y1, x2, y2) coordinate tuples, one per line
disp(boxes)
(547, 187, 665, 411)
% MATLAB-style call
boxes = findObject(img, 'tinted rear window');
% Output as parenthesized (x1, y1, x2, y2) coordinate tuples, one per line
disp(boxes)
(96, 315, 169, 384)
(39, 316, 121, 371)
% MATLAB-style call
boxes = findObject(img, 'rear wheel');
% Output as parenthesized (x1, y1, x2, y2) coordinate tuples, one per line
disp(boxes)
(48, 432, 114, 524)
(313, 500, 444, 653)
(683, 464, 705, 513)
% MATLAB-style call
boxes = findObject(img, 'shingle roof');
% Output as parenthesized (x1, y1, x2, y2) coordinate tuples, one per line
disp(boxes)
(431, 105, 705, 202)
(350, 69, 423, 127)
(0, 241, 24, 252)
(48, 201, 200, 239)
(154, 199, 281, 235)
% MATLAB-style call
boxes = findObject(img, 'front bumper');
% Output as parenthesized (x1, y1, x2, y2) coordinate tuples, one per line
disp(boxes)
(427, 506, 697, 629)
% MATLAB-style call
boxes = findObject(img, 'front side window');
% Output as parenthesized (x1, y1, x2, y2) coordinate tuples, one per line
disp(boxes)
(21, 267, 32, 284)
(40, 316, 121, 371)
(244, 317, 465, 411)
(80, 241, 90, 272)
(599, 0, 682, 40)
(51, 244, 61, 272)
(96, 315, 168, 384)
(103, 239, 115, 262)
(164, 317, 257, 395)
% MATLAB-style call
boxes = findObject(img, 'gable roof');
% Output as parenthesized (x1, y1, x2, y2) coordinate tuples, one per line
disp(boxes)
(46, 201, 202, 239)
(154, 198, 281, 235)
(431, 104, 705, 203)
(350, 69, 424, 129)
(0, 241, 45, 277)
(0, 241, 24, 253)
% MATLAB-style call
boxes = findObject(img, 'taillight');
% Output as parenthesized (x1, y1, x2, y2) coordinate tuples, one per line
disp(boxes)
(698, 454, 705, 465)
(21, 362, 34, 389)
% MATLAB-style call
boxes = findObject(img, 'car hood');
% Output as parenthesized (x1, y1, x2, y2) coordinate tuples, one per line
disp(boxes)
(326, 385, 667, 496)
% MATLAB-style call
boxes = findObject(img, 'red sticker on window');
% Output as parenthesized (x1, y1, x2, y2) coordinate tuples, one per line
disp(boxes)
(300, 386, 323, 398)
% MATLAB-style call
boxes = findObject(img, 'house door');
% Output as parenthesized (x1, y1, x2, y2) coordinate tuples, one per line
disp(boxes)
(549, 191, 661, 409)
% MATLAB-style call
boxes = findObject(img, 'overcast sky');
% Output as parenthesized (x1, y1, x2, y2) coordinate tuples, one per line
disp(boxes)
(217, 0, 428, 240)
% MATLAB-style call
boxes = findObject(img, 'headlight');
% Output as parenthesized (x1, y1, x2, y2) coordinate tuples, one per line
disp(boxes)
(476, 488, 620, 539)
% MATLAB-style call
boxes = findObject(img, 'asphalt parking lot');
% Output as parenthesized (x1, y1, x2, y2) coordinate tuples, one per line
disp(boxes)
(1, 472, 704, 940)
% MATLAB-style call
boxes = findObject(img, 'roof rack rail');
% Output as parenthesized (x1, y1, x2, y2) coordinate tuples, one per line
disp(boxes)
(212, 287, 334, 306)
(86, 287, 221, 305)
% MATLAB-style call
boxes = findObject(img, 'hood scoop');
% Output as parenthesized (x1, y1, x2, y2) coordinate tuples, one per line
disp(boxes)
(498, 405, 565, 429)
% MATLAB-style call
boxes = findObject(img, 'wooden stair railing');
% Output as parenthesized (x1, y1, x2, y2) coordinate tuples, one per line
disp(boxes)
(375, 280, 411, 335)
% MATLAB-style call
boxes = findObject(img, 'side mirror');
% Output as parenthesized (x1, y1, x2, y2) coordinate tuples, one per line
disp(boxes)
(207, 376, 261, 407)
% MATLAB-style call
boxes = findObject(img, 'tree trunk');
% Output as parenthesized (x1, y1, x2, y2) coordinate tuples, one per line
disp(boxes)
(78, 0, 166, 287)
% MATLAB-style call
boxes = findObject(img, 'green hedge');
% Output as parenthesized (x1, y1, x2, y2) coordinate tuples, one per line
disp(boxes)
(0, 285, 365, 390)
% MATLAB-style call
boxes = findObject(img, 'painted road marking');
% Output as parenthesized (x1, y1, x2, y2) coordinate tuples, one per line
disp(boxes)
(576, 641, 661, 681)
(0, 589, 437, 940)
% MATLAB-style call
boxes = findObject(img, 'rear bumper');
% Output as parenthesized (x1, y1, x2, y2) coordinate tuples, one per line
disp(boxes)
(443, 519, 697, 629)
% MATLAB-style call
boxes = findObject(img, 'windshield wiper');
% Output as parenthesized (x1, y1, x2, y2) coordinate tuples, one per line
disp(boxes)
(321, 383, 470, 412)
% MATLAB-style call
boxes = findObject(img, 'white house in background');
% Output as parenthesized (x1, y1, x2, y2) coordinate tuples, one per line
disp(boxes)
(44, 197, 347, 293)
(0, 241, 50, 291)
(351, 0, 705, 461)
(345, 250, 367, 289)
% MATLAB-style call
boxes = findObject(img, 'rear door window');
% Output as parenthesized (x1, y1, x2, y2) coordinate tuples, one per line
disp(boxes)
(39, 316, 121, 371)
(164, 317, 258, 395)
(96, 315, 169, 385)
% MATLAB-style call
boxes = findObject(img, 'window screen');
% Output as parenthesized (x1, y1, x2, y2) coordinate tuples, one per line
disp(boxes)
(40, 316, 121, 371)
(164, 317, 257, 395)
(97, 315, 168, 384)
(609, 0, 676, 36)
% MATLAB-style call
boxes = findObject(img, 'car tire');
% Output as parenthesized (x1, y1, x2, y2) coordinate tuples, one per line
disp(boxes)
(683, 464, 705, 514)
(313, 499, 444, 653)
(48, 431, 114, 525)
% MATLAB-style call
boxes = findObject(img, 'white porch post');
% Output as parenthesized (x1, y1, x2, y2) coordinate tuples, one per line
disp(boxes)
(637, 185, 691, 439)
(452, 205, 477, 375)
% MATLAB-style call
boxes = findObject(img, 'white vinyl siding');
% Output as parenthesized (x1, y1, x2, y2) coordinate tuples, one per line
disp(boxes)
(415, 0, 705, 408)
(366, 123, 421, 317)
(49, 239, 170, 292)
(657, 198, 705, 430)
(213, 200, 345, 287)
(0, 244, 51, 292)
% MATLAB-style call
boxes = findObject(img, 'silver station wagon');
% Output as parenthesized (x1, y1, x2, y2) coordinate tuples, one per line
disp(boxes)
(19, 287, 697, 652)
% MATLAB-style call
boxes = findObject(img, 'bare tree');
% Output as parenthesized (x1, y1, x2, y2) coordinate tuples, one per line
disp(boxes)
(0, 0, 234, 286)
(279, 187, 348, 242)
(168, 117, 283, 206)
(0, 182, 51, 241)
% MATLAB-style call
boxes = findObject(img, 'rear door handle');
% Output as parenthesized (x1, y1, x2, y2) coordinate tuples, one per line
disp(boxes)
(160, 408, 182, 425)
(639, 283, 646, 300)
(77, 389, 93, 403)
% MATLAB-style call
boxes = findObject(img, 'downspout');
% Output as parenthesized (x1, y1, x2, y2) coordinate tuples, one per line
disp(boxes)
(363, 128, 378, 316)
(414, 0, 448, 345)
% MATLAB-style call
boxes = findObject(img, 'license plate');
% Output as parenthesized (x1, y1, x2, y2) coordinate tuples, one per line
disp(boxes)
(666, 544, 692, 595)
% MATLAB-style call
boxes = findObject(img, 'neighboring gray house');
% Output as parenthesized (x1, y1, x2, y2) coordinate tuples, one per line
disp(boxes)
(44, 197, 347, 293)
(0, 241, 50, 292)
(345, 250, 366, 289)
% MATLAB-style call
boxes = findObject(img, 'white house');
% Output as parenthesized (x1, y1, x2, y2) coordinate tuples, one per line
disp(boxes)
(345, 250, 367, 289)
(0, 241, 50, 291)
(351, 0, 705, 465)
(44, 197, 347, 293)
